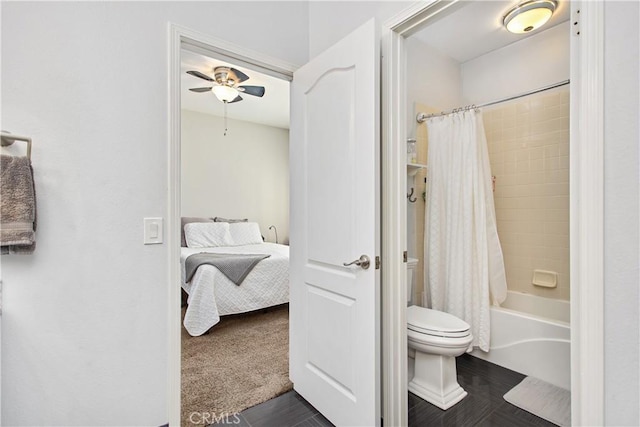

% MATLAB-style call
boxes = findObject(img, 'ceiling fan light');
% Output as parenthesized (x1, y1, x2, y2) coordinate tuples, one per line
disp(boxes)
(503, 0, 556, 34)
(212, 85, 239, 103)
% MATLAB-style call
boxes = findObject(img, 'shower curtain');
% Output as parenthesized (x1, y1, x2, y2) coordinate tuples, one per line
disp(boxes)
(424, 110, 507, 352)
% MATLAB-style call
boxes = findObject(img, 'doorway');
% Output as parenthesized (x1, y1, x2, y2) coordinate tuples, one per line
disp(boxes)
(381, 1, 605, 425)
(168, 26, 296, 425)
(179, 48, 292, 425)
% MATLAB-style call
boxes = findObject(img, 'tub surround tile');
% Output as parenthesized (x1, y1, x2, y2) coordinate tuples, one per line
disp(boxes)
(485, 87, 570, 302)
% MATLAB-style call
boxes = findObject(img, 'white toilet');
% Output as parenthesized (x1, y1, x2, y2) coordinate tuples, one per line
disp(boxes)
(406, 258, 473, 410)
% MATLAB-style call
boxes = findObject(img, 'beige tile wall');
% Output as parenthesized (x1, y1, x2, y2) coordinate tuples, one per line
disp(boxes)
(483, 88, 570, 300)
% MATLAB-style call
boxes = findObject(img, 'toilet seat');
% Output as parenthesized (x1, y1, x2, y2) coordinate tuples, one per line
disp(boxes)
(407, 305, 471, 338)
(407, 328, 473, 350)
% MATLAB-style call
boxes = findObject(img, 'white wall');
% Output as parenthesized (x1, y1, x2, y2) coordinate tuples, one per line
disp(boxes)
(181, 110, 290, 244)
(405, 37, 463, 139)
(603, 2, 640, 425)
(308, 1, 412, 58)
(461, 22, 570, 105)
(0, 2, 307, 426)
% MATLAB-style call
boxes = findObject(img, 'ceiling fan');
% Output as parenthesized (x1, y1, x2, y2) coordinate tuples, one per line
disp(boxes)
(187, 66, 266, 103)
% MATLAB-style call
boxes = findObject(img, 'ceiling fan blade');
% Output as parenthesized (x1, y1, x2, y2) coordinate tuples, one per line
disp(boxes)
(228, 95, 243, 104)
(189, 87, 213, 93)
(186, 70, 214, 82)
(238, 85, 265, 97)
(230, 68, 250, 83)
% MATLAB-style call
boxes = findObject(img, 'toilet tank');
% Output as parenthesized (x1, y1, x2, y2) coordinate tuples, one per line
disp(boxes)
(407, 257, 418, 304)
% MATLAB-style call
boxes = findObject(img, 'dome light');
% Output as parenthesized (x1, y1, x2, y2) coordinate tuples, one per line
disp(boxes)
(503, 0, 557, 34)
(211, 85, 239, 103)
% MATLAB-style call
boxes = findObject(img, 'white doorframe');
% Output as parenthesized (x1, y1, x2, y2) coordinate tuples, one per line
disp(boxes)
(167, 23, 296, 426)
(568, 2, 604, 424)
(380, 1, 605, 426)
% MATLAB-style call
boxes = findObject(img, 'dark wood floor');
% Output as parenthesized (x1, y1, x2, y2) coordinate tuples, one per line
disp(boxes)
(409, 354, 557, 427)
(210, 354, 557, 427)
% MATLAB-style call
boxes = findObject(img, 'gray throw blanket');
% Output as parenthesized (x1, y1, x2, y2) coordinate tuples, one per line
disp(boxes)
(1, 155, 37, 254)
(185, 253, 270, 285)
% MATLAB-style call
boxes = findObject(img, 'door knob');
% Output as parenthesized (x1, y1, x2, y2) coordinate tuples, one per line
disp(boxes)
(343, 255, 371, 270)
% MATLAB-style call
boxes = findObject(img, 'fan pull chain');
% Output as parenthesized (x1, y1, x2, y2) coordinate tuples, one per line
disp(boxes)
(223, 101, 228, 136)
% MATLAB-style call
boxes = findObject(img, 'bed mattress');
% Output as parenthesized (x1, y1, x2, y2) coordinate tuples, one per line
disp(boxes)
(181, 242, 289, 336)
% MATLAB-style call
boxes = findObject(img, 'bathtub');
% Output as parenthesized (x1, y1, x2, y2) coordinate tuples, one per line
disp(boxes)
(470, 291, 571, 390)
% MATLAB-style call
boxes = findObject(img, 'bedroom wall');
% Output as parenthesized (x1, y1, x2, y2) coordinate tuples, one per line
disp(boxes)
(0, 2, 307, 426)
(181, 110, 290, 244)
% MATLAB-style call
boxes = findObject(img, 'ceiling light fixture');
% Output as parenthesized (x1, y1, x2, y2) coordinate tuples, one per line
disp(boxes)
(211, 85, 239, 136)
(211, 85, 239, 103)
(503, 0, 557, 34)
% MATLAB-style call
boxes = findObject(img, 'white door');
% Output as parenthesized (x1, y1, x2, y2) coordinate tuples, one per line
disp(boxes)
(289, 19, 380, 427)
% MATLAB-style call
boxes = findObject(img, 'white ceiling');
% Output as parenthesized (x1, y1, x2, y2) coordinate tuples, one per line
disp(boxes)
(181, 50, 290, 129)
(181, 1, 568, 128)
(412, 0, 570, 63)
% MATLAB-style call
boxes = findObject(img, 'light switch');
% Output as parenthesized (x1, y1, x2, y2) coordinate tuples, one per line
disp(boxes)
(144, 217, 163, 245)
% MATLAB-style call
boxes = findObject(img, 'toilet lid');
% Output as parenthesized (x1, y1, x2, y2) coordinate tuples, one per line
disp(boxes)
(407, 305, 471, 337)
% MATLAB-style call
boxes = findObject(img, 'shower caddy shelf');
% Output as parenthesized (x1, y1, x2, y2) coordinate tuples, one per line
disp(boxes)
(407, 162, 427, 177)
(407, 163, 427, 203)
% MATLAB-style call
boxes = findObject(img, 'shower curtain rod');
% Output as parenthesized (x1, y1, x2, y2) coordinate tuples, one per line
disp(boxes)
(416, 79, 571, 123)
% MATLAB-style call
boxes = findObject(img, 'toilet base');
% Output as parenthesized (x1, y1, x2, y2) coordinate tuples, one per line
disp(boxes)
(408, 351, 467, 410)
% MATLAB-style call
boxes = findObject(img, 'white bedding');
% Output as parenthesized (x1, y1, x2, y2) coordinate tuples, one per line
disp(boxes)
(181, 242, 289, 336)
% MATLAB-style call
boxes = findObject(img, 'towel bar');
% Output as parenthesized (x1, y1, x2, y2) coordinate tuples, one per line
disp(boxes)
(1, 131, 32, 159)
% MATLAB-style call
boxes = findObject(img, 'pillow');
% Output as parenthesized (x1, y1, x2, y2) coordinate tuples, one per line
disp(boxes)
(181, 217, 214, 247)
(214, 217, 249, 223)
(184, 222, 233, 248)
(228, 222, 263, 246)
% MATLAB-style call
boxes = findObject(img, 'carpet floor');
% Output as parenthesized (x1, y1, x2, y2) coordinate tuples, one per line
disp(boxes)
(181, 304, 292, 426)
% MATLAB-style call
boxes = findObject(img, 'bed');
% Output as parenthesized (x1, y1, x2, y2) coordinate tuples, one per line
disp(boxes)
(180, 219, 289, 336)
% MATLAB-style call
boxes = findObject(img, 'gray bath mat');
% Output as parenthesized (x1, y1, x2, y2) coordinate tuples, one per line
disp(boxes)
(503, 376, 571, 426)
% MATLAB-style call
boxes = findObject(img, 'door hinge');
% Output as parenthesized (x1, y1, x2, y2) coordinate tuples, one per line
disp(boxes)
(403, 251, 408, 263)
(572, 8, 581, 36)
(375, 256, 381, 270)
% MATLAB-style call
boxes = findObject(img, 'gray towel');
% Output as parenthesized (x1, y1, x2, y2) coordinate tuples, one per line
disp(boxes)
(1, 155, 37, 254)
(185, 253, 270, 285)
